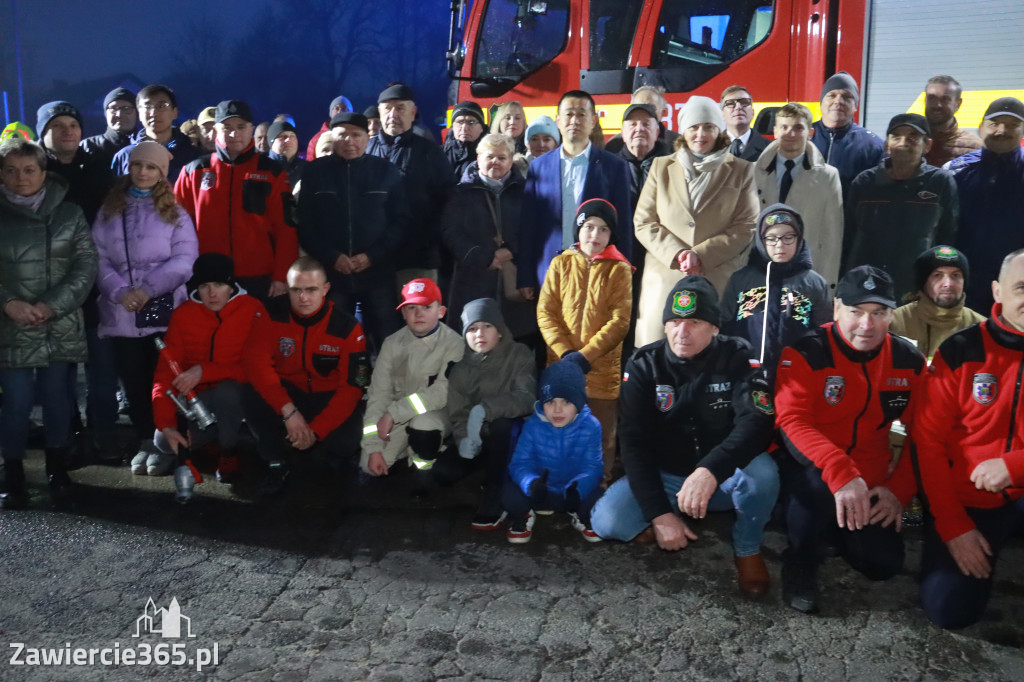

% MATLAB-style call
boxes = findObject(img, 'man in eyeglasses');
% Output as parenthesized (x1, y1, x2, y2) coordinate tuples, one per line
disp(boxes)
(843, 113, 959, 300)
(111, 84, 201, 184)
(81, 87, 138, 172)
(721, 85, 769, 162)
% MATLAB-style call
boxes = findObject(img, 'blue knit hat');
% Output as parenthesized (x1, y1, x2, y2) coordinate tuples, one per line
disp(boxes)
(539, 360, 587, 412)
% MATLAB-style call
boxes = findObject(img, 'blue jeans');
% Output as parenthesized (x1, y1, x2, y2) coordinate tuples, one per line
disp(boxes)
(1, 363, 74, 461)
(590, 452, 780, 557)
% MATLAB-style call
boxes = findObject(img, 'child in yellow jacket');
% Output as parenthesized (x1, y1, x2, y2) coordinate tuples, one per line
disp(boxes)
(537, 198, 633, 484)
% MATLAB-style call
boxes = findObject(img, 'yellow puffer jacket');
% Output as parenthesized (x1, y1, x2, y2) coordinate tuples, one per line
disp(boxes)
(537, 245, 633, 400)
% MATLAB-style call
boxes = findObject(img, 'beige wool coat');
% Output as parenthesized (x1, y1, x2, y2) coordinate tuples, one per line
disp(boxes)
(633, 151, 758, 346)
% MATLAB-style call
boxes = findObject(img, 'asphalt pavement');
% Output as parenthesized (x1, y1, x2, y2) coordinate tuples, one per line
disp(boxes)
(2, 441, 1023, 682)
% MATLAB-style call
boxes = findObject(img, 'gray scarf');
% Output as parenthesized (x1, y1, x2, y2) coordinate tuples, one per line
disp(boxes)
(676, 147, 728, 210)
(1, 183, 47, 213)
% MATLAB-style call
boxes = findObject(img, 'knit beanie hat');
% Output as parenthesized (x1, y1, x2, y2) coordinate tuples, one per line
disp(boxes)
(821, 72, 860, 103)
(363, 105, 381, 121)
(329, 95, 353, 116)
(451, 101, 486, 128)
(913, 245, 969, 293)
(663, 275, 721, 327)
(330, 112, 369, 132)
(36, 101, 82, 139)
(757, 203, 805, 239)
(461, 297, 504, 336)
(267, 120, 297, 143)
(103, 87, 135, 109)
(538, 360, 587, 413)
(188, 253, 237, 295)
(525, 115, 560, 145)
(575, 198, 618, 243)
(677, 96, 725, 132)
(1, 121, 35, 141)
(129, 140, 172, 179)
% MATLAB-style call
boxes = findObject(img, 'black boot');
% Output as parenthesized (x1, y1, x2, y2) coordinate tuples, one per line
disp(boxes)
(45, 448, 74, 500)
(782, 560, 820, 614)
(0, 459, 29, 510)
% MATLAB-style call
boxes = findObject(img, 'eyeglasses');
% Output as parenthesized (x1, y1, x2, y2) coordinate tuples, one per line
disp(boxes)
(106, 105, 135, 114)
(453, 118, 482, 127)
(763, 234, 798, 245)
(722, 98, 753, 109)
(139, 102, 173, 112)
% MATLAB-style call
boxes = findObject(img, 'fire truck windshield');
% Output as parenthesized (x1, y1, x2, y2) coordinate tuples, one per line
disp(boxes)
(652, 0, 774, 68)
(473, 0, 569, 82)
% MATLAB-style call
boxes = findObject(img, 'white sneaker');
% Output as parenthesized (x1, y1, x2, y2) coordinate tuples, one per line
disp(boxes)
(130, 451, 149, 475)
(146, 452, 175, 476)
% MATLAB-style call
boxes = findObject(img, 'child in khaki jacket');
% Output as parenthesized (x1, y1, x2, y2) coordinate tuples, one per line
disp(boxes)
(537, 199, 633, 483)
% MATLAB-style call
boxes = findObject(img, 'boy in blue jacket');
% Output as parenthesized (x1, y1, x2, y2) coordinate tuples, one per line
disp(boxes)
(501, 359, 604, 543)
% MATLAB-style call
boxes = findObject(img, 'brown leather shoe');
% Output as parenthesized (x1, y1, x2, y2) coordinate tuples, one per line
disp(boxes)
(735, 554, 770, 596)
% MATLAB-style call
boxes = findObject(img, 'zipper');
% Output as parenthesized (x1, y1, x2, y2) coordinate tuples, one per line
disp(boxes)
(227, 161, 235, 259)
(826, 129, 835, 164)
(346, 162, 353, 260)
(209, 312, 222, 361)
(302, 326, 312, 391)
(1004, 353, 1024, 453)
(846, 361, 872, 455)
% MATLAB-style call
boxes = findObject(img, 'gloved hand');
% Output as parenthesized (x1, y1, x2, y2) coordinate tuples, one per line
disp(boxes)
(528, 469, 550, 504)
(564, 480, 580, 509)
(561, 351, 591, 374)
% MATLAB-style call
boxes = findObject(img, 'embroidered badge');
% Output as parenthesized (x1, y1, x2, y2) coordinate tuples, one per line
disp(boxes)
(407, 281, 425, 294)
(864, 276, 876, 291)
(576, 212, 587, 226)
(656, 384, 675, 412)
(752, 390, 774, 415)
(279, 337, 296, 358)
(973, 373, 997, 405)
(936, 246, 958, 260)
(200, 170, 216, 190)
(917, 190, 937, 200)
(824, 376, 845, 405)
(672, 291, 696, 317)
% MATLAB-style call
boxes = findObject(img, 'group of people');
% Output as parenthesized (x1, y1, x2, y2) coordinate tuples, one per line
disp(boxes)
(1, 70, 1023, 631)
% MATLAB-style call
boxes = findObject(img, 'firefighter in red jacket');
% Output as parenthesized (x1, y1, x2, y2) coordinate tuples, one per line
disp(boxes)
(774, 266, 926, 614)
(174, 100, 298, 301)
(243, 257, 368, 496)
(152, 253, 266, 482)
(917, 248, 1024, 629)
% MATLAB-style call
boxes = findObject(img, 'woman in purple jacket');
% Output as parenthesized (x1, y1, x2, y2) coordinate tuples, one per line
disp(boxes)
(93, 141, 198, 474)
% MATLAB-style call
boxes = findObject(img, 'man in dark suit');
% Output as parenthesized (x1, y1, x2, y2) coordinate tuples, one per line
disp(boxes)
(721, 85, 769, 162)
(516, 90, 633, 298)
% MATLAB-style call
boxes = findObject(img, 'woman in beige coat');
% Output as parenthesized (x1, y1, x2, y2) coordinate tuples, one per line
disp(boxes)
(633, 96, 758, 346)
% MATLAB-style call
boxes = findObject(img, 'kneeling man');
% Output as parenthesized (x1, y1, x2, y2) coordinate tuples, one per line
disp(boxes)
(591, 276, 779, 596)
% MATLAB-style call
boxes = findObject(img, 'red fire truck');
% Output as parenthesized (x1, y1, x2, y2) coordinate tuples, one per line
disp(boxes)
(445, 0, 1023, 136)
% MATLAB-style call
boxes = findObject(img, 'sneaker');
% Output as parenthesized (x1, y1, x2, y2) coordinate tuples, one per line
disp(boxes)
(506, 511, 535, 544)
(782, 561, 820, 614)
(130, 450, 149, 475)
(534, 509, 554, 516)
(261, 461, 289, 497)
(173, 465, 196, 504)
(569, 512, 602, 543)
(146, 452, 175, 476)
(216, 454, 241, 483)
(471, 510, 507, 531)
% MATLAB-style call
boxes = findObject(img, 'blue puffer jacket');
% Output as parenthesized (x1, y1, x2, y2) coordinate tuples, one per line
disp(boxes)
(508, 403, 604, 500)
(811, 120, 884, 197)
(949, 147, 1024, 312)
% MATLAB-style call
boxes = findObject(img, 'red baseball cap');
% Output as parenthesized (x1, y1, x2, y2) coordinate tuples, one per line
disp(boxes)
(397, 278, 442, 309)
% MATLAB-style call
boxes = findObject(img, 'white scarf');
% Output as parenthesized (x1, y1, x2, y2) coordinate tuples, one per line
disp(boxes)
(676, 147, 728, 210)
(1, 183, 47, 213)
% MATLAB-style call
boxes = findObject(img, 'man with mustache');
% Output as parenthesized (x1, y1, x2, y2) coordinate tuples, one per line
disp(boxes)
(948, 97, 1024, 312)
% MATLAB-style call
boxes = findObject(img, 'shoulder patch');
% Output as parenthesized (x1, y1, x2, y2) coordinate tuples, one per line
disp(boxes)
(752, 390, 774, 415)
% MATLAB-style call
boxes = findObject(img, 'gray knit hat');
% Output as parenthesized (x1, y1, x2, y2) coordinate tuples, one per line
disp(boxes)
(821, 72, 860, 103)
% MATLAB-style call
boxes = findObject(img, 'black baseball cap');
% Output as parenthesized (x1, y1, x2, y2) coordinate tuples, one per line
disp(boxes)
(622, 103, 659, 123)
(214, 100, 253, 124)
(836, 266, 896, 308)
(330, 112, 369, 132)
(983, 97, 1024, 122)
(887, 113, 930, 137)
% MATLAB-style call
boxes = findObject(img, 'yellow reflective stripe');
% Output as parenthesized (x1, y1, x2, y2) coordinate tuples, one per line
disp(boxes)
(362, 424, 377, 436)
(408, 393, 427, 415)
(410, 455, 434, 471)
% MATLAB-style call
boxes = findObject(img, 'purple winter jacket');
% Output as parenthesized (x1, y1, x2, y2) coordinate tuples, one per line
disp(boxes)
(93, 195, 198, 338)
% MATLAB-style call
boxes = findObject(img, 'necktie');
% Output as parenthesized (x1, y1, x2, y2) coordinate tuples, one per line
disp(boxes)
(780, 159, 795, 203)
(729, 138, 743, 156)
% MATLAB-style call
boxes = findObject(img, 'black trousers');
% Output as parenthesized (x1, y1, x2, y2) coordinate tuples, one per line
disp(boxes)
(432, 417, 517, 514)
(242, 383, 361, 463)
(111, 334, 162, 439)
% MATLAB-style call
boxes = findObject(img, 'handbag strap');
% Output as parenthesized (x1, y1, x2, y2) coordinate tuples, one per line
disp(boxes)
(121, 209, 136, 289)
(483, 190, 503, 246)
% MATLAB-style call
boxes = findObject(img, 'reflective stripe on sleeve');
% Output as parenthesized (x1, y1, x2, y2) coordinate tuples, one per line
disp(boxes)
(408, 393, 427, 415)
(362, 424, 377, 436)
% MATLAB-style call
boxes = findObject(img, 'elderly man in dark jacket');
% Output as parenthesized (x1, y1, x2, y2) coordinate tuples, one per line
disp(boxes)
(443, 101, 487, 181)
(298, 113, 409, 353)
(366, 83, 455, 286)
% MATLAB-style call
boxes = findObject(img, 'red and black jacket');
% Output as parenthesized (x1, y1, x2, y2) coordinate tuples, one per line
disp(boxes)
(174, 143, 298, 281)
(916, 306, 1024, 542)
(152, 291, 266, 430)
(245, 296, 367, 439)
(775, 322, 925, 505)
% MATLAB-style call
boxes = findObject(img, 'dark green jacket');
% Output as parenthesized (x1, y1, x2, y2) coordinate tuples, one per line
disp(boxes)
(0, 174, 98, 368)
